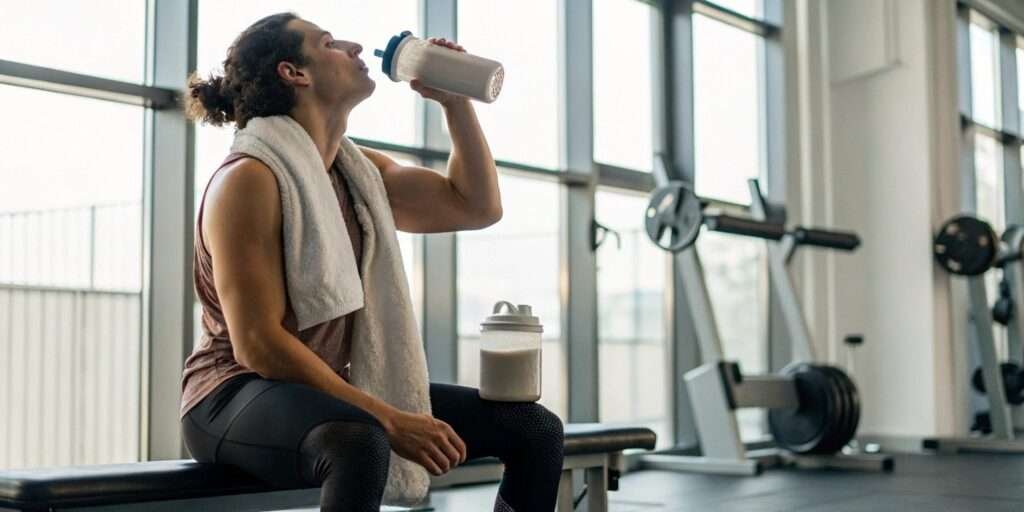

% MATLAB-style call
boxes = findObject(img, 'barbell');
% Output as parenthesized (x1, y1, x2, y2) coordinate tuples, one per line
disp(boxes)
(644, 181, 861, 253)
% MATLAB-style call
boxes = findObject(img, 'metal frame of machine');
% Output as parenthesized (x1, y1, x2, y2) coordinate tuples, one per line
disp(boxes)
(636, 158, 892, 475)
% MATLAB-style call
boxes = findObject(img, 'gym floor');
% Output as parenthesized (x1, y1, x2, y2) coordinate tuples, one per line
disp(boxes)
(324, 452, 1024, 511)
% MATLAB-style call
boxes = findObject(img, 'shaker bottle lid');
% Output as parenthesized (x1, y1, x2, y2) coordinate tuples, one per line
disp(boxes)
(481, 301, 544, 333)
(373, 30, 413, 80)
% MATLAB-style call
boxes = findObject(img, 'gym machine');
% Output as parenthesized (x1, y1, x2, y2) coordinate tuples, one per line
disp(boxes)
(925, 215, 1024, 453)
(637, 155, 893, 475)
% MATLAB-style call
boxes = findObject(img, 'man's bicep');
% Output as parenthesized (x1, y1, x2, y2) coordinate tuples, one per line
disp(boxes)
(204, 163, 288, 355)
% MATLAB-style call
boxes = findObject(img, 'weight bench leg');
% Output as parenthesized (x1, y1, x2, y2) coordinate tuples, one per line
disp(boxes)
(586, 464, 609, 512)
(557, 468, 574, 512)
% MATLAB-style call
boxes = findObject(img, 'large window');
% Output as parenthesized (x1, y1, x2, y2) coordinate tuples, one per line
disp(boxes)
(595, 189, 671, 447)
(0, 3, 146, 83)
(457, 173, 564, 418)
(456, 0, 560, 169)
(593, 0, 655, 171)
(0, 86, 145, 469)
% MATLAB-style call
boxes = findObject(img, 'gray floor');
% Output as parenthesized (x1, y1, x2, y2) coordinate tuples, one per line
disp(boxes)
(422, 452, 1024, 511)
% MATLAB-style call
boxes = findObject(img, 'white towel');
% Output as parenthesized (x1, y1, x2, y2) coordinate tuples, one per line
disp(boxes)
(230, 115, 432, 506)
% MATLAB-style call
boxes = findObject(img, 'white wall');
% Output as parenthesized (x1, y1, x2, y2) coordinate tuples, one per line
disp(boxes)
(787, 0, 964, 437)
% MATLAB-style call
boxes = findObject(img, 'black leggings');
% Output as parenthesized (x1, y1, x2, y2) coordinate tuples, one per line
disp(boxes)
(182, 373, 565, 511)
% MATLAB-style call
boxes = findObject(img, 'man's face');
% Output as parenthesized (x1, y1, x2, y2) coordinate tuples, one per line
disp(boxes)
(288, 18, 375, 106)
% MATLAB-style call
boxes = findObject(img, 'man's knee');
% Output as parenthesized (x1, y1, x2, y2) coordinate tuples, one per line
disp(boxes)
(499, 403, 565, 451)
(300, 420, 391, 482)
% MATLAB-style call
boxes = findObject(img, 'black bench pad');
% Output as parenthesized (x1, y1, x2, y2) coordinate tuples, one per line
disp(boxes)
(0, 424, 656, 509)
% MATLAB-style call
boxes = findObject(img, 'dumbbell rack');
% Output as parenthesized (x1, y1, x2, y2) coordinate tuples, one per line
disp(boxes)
(925, 221, 1024, 453)
(637, 157, 892, 476)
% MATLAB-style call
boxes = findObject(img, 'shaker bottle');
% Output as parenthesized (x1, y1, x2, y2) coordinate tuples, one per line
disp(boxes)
(478, 301, 543, 402)
(373, 30, 505, 103)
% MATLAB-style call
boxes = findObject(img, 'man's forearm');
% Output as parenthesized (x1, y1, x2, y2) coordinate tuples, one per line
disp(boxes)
(443, 98, 500, 217)
(242, 328, 399, 431)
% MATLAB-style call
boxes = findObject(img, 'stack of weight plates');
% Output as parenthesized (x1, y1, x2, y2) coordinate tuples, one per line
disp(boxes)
(768, 363, 861, 455)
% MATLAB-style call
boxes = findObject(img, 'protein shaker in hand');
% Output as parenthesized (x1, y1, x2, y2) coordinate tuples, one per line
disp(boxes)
(373, 30, 505, 103)
(478, 301, 543, 402)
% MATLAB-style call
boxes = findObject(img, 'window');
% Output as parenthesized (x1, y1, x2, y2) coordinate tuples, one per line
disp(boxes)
(707, 0, 762, 19)
(974, 134, 1004, 233)
(456, 0, 560, 169)
(593, 0, 655, 171)
(596, 189, 671, 447)
(0, 2, 146, 83)
(693, 13, 763, 204)
(0, 86, 145, 469)
(969, 21, 999, 129)
(1017, 46, 1024, 132)
(457, 173, 564, 418)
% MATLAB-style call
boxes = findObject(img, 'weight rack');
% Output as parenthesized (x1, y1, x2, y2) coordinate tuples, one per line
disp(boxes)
(926, 219, 1024, 453)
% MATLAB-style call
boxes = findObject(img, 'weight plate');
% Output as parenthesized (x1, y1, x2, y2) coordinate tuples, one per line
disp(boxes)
(971, 363, 1024, 405)
(645, 182, 703, 253)
(811, 366, 843, 454)
(768, 363, 843, 454)
(934, 215, 999, 276)
(823, 366, 859, 452)
(836, 367, 862, 446)
(815, 366, 847, 454)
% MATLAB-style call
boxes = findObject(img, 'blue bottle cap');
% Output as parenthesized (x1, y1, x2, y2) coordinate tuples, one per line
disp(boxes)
(374, 30, 413, 81)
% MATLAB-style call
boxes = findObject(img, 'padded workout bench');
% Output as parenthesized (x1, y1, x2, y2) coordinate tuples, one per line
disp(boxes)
(0, 424, 655, 512)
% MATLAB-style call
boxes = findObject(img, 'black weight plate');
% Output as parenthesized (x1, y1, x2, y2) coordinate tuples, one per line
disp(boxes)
(815, 366, 848, 454)
(836, 367, 862, 445)
(934, 215, 999, 276)
(811, 366, 843, 454)
(645, 182, 703, 253)
(768, 363, 840, 454)
(971, 363, 1024, 405)
(823, 366, 859, 451)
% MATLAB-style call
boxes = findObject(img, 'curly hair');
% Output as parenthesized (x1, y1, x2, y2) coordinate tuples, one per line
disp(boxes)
(186, 12, 308, 129)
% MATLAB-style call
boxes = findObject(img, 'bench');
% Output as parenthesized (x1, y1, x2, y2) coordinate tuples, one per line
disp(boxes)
(0, 424, 656, 512)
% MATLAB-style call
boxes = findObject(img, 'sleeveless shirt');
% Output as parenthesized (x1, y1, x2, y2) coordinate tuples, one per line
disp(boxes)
(179, 152, 364, 418)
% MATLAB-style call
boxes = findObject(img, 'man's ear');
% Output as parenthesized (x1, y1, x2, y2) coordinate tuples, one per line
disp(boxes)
(277, 61, 311, 87)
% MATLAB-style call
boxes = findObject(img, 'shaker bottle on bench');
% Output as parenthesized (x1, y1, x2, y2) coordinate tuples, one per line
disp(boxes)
(478, 301, 543, 402)
(373, 30, 505, 103)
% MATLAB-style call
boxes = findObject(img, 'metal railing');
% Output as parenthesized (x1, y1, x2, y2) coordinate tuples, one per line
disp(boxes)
(0, 203, 142, 469)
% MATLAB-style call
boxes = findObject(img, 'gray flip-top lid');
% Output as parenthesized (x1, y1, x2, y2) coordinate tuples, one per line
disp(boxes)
(480, 300, 544, 333)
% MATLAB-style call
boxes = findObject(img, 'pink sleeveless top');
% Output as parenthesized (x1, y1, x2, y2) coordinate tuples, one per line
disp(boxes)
(179, 153, 364, 419)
